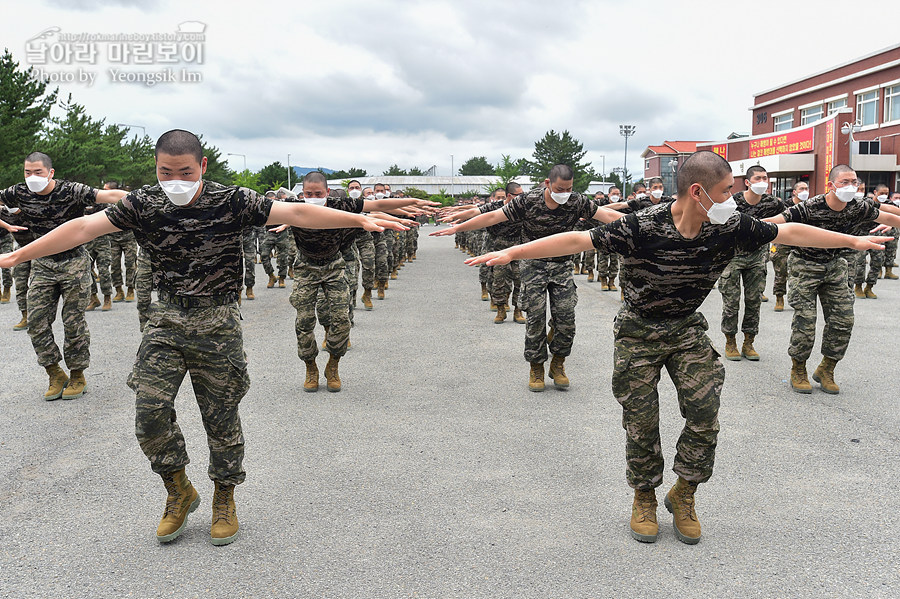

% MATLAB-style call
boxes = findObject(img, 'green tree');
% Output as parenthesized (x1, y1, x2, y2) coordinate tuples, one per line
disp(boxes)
(232, 169, 262, 192)
(199, 137, 234, 185)
(458, 156, 495, 176)
(116, 134, 156, 189)
(408, 166, 425, 176)
(524, 129, 596, 193)
(257, 161, 288, 191)
(0, 50, 58, 187)
(382, 164, 408, 176)
(402, 187, 428, 200)
(491, 154, 523, 189)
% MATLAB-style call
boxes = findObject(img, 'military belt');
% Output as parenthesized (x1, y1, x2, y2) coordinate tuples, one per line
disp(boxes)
(157, 288, 238, 308)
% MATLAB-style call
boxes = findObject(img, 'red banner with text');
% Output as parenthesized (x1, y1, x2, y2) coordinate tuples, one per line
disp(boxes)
(749, 128, 814, 159)
(823, 120, 834, 193)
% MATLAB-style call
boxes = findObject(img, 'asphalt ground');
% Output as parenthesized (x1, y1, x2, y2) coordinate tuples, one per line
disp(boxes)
(1, 230, 898, 598)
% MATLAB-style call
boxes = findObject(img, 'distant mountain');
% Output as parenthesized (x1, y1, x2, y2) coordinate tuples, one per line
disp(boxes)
(292, 166, 335, 177)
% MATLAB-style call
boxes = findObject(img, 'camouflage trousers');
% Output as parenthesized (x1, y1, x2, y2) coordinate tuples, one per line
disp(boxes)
(85, 236, 113, 296)
(520, 259, 577, 364)
(242, 227, 263, 288)
(394, 230, 407, 265)
(355, 232, 375, 291)
(260, 230, 291, 278)
(844, 251, 857, 289)
(597, 250, 619, 280)
(407, 225, 418, 256)
(290, 253, 350, 362)
(787, 254, 854, 362)
(771, 244, 790, 296)
(854, 248, 883, 286)
(580, 250, 597, 272)
(373, 232, 390, 283)
(479, 232, 493, 286)
(27, 251, 92, 369)
(884, 228, 899, 266)
(384, 229, 396, 273)
(0, 234, 12, 289)
(136, 249, 153, 332)
(719, 247, 767, 336)
(490, 237, 522, 307)
(108, 230, 137, 288)
(14, 257, 30, 312)
(319, 246, 357, 324)
(127, 301, 249, 485)
(612, 308, 724, 489)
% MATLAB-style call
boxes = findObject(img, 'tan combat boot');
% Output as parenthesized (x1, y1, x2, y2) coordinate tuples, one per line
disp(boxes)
(774, 295, 784, 311)
(321, 327, 329, 350)
(125, 287, 135, 302)
(600, 276, 609, 291)
(246, 286, 255, 300)
(44, 364, 69, 401)
(812, 356, 840, 394)
(587, 269, 594, 282)
(377, 281, 385, 300)
(390, 268, 398, 280)
(62, 369, 87, 400)
(548, 355, 569, 389)
(13, 310, 28, 331)
(383, 280, 389, 289)
(630, 488, 658, 543)
(724, 334, 741, 361)
(580, 265, 589, 275)
(741, 335, 760, 361)
(864, 284, 877, 299)
(884, 266, 899, 280)
(361, 288, 373, 310)
(608, 278, 618, 292)
(157, 467, 200, 543)
(112, 285, 125, 302)
(493, 303, 507, 324)
(528, 362, 545, 392)
(790, 358, 812, 394)
(572, 264, 580, 275)
(303, 360, 319, 392)
(325, 355, 341, 392)
(854, 283, 865, 298)
(102, 295, 112, 311)
(480, 282, 489, 301)
(288, 266, 295, 279)
(513, 308, 526, 324)
(278, 276, 286, 288)
(210, 481, 238, 546)
(664, 477, 701, 544)
(760, 293, 769, 302)
(0, 287, 9, 303)
(85, 293, 101, 311)
(267, 274, 276, 288)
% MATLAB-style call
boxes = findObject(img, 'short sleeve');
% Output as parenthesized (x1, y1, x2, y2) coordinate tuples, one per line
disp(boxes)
(581, 197, 599, 220)
(479, 200, 503, 214)
(735, 213, 779, 252)
(589, 214, 636, 256)
(104, 193, 141, 231)
(625, 198, 642, 212)
(501, 195, 528, 223)
(69, 182, 99, 206)
(238, 188, 273, 228)
(781, 204, 804, 224)
(0, 186, 17, 207)
(859, 199, 880, 222)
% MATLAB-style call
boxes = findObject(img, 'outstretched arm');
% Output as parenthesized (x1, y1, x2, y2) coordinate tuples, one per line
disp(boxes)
(774, 222, 891, 250)
(429, 209, 508, 237)
(0, 219, 28, 233)
(267, 201, 407, 232)
(0, 211, 120, 268)
(96, 189, 128, 204)
(465, 231, 594, 266)
(591, 205, 626, 224)
(875, 210, 900, 228)
(362, 198, 440, 212)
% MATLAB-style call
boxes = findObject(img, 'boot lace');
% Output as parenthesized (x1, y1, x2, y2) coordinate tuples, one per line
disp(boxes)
(162, 475, 180, 517)
(635, 491, 656, 522)
(213, 486, 234, 524)
(677, 486, 698, 522)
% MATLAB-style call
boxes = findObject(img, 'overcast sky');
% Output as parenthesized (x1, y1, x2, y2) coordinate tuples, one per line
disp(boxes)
(4, 0, 895, 179)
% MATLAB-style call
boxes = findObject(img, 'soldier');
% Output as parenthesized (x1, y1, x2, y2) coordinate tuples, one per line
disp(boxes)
(884, 191, 900, 278)
(372, 183, 393, 298)
(767, 165, 900, 394)
(852, 183, 890, 298)
(0, 152, 126, 400)
(772, 182, 809, 311)
(135, 245, 153, 332)
(0, 226, 11, 303)
(260, 189, 293, 288)
(606, 177, 675, 214)
(467, 150, 888, 545)
(350, 182, 376, 310)
(83, 204, 114, 312)
(715, 166, 785, 361)
(5, 206, 33, 330)
(576, 191, 606, 282)
(597, 187, 622, 291)
(0, 129, 402, 546)
(105, 182, 138, 303)
(433, 165, 623, 391)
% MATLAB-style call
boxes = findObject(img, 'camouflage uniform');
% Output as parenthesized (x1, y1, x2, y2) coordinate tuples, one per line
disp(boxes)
(854, 248, 883, 286)
(13, 258, 31, 312)
(0, 181, 99, 369)
(478, 199, 523, 308)
(477, 229, 493, 289)
(105, 180, 272, 484)
(0, 231, 12, 291)
(501, 188, 600, 363)
(354, 231, 376, 292)
(719, 192, 785, 336)
(260, 229, 291, 278)
(780, 195, 879, 362)
(373, 231, 390, 284)
(85, 236, 113, 296)
(241, 225, 263, 288)
(591, 203, 778, 488)
(407, 223, 418, 257)
(384, 227, 396, 272)
(318, 243, 358, 326)
(771, 243, 790, 296)
(135, 247, 153, 332)
(108, 229, 137, 288)
(884, 226, 899, 267)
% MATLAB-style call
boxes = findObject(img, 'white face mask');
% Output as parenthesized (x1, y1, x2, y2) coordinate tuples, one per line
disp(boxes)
(876, 194, 888, 202)
(833, 185, 858, 203)
(853, 191, 864, 199)
(25, 174, 51, 193)
(550, 191, 570, 204)
(635, 192, 647, 199)
(364, 194, 375, 200)
(158, 178, 201, 206)
(348, 189, 362, 199)
(374, 192, 385, 200)
(383, 192, 392, 198)
(797, 191, 809, 201)
(700, 187, 737, 225)
(609, 195, 620, 202)
(750, 181, 768, 195)
(650, 189, 664, 199)
(305, 196, 327, 206)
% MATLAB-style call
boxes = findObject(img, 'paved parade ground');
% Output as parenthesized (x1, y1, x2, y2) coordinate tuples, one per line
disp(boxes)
(1, 230, 898, 598)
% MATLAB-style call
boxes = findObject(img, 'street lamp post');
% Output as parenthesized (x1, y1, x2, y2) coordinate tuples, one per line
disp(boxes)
(597, 155, 606, 181)
(450, 154, 454, 199)
(287, 153, 291, 190)
(117, 123, 146, 138)
(619, 124, 636, 193)
(227, 153, 246, 171)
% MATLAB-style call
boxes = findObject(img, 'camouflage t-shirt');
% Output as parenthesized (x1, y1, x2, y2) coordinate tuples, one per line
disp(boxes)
(621, 195, 675, 214)
(0, 180, 98, 238)
(104, 180, 272, 297)
(502, 188, 599, 262)
(479, 199, 522, 240)
(590, 202, 779, 319)
(780, 194, 879, 263)
(288, 196, 365, 261)
(732, 191, 787, 256)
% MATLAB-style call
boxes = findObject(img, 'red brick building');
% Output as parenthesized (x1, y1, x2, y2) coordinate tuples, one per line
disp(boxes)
(641, 141, 706, 194)
(695, 44, 900, 199)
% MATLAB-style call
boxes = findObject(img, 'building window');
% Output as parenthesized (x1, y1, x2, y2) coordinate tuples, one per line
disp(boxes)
(885, 84, 900, 123)
(773, 113, 793, 131)
(827, 98, 847, 114)
(645, 159, 650, 171)
(857, 90, 878, 126)
(858, 140, 881, 155)
(800, 105, 824, 125)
